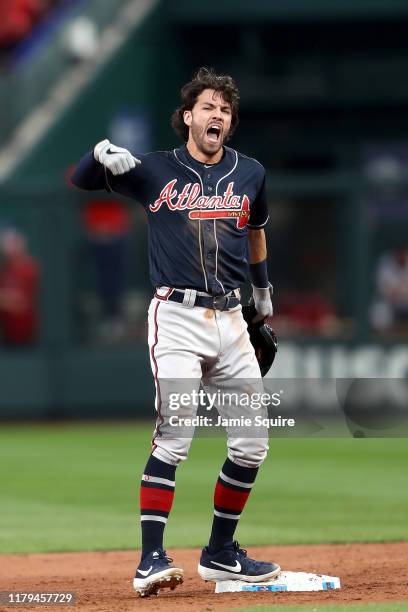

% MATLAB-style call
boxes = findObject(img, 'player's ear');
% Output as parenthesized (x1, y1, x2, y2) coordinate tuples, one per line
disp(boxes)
(183, 110, 192, 127)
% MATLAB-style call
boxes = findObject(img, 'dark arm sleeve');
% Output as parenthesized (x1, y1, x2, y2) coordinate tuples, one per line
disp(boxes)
(247, 173, 269, 229)
(70, 152, 106, 190)
(71, 151, 147, 203)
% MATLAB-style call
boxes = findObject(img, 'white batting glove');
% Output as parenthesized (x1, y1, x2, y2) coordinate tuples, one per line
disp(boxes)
(94, 139, 140, 176)
(251, 283, 273, 322)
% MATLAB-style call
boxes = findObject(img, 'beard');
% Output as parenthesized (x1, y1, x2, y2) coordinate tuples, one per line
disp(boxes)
(190, 121, 226, 156)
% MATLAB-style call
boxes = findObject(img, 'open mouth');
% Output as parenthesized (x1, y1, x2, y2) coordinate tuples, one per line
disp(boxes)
(206, 124, 222, 144)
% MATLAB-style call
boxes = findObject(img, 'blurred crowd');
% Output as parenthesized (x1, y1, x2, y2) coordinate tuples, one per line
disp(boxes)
(1, 217, 407, 347)
(371, 245, 408, 334)
(272, 290, 339, 338)
(0, 0, 61, 56)
(80, 199, 132, 343)
(0, 228, 39, 346)
(0, 0, 100, 68)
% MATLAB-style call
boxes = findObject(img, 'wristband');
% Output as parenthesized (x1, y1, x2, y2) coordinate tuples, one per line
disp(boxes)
(249, 259, 269, 288)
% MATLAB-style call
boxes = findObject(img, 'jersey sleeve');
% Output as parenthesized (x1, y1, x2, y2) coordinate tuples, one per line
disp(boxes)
(247, 172, 269, 229)
(70, 152, 106, 190)
(70, 151, 148, 204)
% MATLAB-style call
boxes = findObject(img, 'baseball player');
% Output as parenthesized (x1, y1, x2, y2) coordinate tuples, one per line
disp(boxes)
(71, 67, 280, 597)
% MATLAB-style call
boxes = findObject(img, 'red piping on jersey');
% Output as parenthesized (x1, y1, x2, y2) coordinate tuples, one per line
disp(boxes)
(150, 300, 164, 449)
(154, 287, 175, 301)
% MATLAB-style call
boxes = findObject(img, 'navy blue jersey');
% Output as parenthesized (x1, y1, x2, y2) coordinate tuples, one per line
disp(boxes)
(71, 144, 268, 296)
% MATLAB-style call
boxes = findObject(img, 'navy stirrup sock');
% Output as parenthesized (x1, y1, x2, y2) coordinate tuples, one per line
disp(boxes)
(140, 454, 177, 560)
(208, 457, 259, 554)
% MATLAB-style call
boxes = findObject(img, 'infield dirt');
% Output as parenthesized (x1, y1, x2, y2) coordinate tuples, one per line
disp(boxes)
(1, 542, 407, 611)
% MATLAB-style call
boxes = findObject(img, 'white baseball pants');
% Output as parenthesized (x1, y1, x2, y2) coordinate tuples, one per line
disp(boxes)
(147, 288, 269, 468)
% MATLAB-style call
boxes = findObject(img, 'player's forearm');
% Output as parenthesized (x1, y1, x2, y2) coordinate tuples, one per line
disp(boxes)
(248, 228, 267, 264)
(70, 152, 106, 191)
(248, 229, 269, 289)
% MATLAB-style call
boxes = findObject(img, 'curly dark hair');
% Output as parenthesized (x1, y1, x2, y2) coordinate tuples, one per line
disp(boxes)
(171, 67, 240, 142)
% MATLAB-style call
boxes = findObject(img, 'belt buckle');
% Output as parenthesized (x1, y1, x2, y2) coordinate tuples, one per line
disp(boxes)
(213, 295, 229, 311)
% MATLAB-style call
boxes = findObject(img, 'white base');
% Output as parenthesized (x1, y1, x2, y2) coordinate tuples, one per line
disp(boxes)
(214, 570, 341, 593)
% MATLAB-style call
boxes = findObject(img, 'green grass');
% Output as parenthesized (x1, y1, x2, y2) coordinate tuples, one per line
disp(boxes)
(228, 602, 408, 612)
(228, 603, 408, 612)
(0, 423, 407, 553)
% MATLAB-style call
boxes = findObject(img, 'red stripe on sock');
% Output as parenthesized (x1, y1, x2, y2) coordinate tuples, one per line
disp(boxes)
(140, 486, 174, 513)
(214, 481, 250, 512)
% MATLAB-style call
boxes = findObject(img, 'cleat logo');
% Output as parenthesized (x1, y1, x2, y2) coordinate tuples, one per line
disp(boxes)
(211, 560, 241, 572)
(138, 566, 153, 576)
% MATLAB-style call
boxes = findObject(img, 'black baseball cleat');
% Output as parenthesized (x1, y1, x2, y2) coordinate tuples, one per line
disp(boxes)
(198, 540, 281, 582)
(133, 549, 183, 597)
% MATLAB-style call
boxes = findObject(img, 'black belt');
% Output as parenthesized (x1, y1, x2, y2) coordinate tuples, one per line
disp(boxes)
(156, 288, 240, 311)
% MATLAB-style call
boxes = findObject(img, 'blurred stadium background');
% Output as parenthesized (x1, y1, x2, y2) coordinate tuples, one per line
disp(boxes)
(1, 2, 408, 585)
(1, 0, 408, 419)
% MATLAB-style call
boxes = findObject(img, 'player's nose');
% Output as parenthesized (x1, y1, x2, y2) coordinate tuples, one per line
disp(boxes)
(212, 107, 223, 121)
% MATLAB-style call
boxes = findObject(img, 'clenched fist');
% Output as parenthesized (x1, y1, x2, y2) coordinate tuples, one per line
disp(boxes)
(94, 139, 140, 175)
